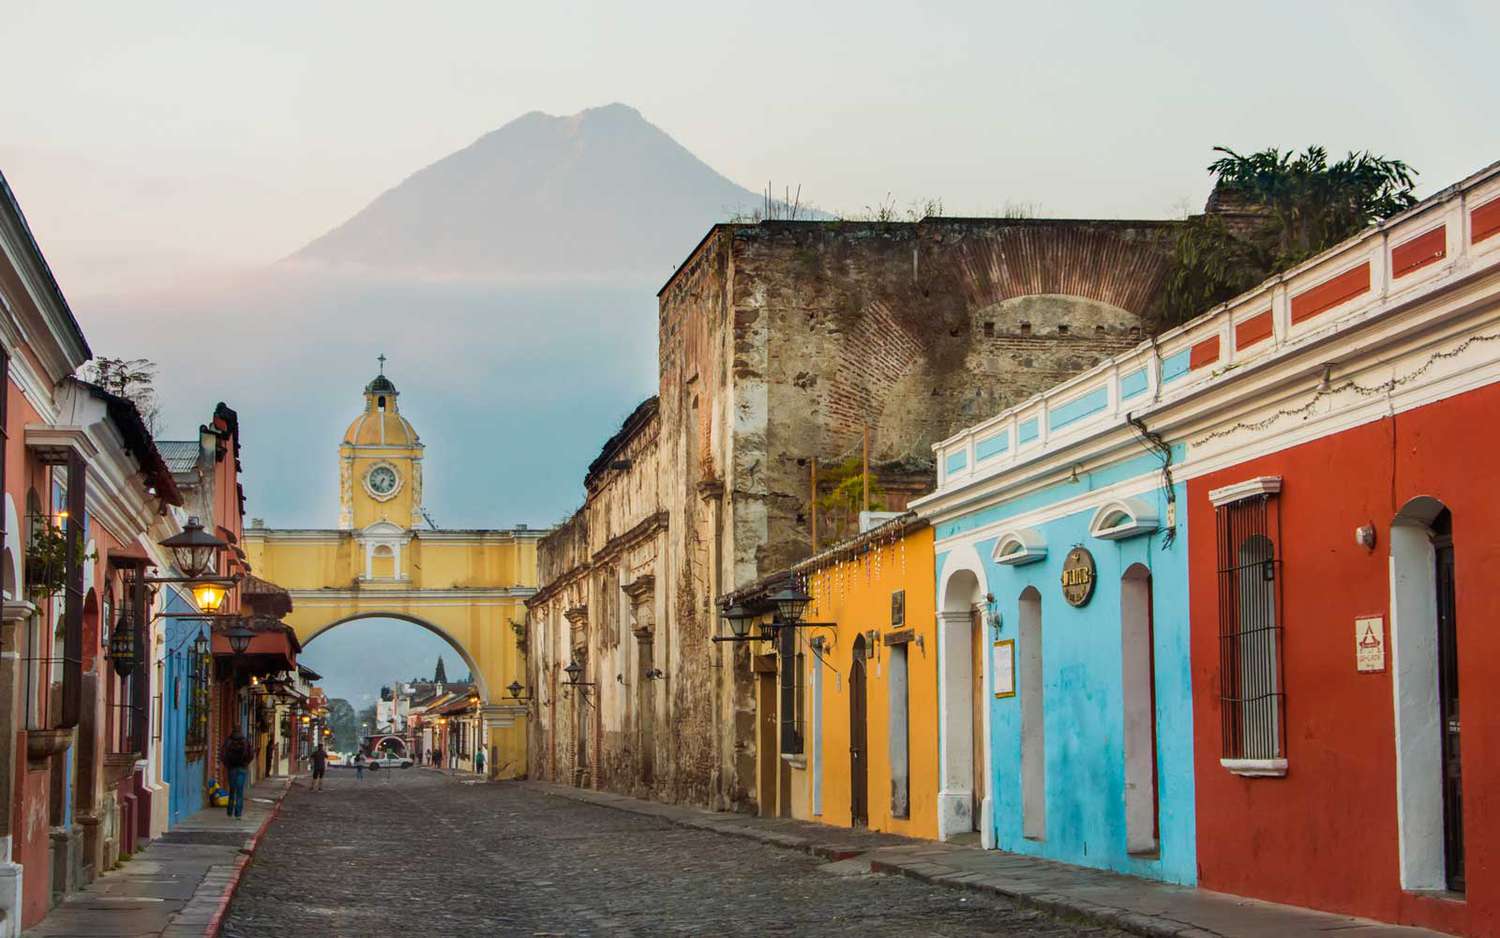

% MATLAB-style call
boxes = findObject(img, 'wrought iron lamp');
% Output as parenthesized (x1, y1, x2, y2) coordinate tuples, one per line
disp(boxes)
(769, 586, 811, 625)
(158, 517, 227, 579)
(108, 606, 135, 677)
(224, 623, 255, 656)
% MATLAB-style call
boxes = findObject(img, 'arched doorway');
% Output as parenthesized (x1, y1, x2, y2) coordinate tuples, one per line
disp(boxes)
(849, 633, 869, 827)
(302, 612, 491, 702)
(938, 559, 987, 842)
(1391, 496, 1463, 892)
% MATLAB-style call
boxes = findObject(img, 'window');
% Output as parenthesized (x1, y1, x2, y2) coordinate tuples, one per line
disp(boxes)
(1212, 480, 1285, 773)
(888, 643, 910, 818)
(778, 626, 803, 755)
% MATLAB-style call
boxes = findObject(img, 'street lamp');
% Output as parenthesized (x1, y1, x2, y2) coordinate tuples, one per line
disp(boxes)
(108, 606, 135, 677)
(769, 586, 812, 625)
(224, 623, 255, 656)
(158, 517, 228, 579)
(192, 581, 230, 613)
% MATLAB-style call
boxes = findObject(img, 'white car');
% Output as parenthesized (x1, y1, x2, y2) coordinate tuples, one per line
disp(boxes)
(364, 754, 413, 770)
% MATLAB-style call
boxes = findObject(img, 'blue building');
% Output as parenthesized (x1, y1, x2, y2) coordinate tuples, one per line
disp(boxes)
(915, 360, 1197, 884)
(161, 586, 211, 828)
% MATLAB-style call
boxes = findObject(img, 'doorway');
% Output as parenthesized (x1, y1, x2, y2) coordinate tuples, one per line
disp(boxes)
(758, 669, 778, 818)
(850, 634, 869, 827)
(1390, 497, 1464, 892)
(1433, 509, 1463, 892)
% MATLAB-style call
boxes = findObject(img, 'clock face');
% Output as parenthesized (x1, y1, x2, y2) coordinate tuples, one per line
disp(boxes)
(367, 465, 398, 496)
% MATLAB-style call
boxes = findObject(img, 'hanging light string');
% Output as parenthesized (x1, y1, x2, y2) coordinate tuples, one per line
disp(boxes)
(1193, 330, 1500, 446)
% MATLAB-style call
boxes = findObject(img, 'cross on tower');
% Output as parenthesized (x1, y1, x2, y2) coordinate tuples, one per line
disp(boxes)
(377, 353, 386, 374)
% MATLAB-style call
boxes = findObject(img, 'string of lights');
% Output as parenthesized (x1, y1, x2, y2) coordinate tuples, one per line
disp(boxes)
(1192, 330, 1500, 446)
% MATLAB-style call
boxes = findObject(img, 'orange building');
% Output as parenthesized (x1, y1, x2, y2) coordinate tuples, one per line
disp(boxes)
(724, 515, 942, 840)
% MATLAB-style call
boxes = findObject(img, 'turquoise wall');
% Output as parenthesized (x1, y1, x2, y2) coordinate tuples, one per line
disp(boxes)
(942, 477, 1197, 884)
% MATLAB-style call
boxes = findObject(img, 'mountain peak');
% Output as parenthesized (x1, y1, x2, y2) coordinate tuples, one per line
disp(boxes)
(289, 104, 773, 280)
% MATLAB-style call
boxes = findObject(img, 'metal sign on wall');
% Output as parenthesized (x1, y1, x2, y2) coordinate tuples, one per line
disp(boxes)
(1060, 547, 1096, 607)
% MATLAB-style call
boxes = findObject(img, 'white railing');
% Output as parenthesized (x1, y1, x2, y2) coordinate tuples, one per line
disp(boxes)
(932, 159, 1500, 493)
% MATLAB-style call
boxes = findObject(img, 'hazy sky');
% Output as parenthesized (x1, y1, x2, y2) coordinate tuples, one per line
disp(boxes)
(5, 0, 1498, 295)
(5, 1, 1498, 702)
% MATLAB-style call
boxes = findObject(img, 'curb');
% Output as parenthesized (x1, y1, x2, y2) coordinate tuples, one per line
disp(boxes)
(202, 781, 291, 938)
(532, 784, 1188, 938)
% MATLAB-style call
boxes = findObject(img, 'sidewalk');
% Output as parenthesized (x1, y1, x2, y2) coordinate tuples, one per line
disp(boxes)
(23, 776, 291, 938)
(525, 781, 1449, 938)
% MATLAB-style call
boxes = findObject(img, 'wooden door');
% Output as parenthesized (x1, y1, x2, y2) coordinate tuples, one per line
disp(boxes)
(759, 671, 778, 817)
(850, 635, 869, 827)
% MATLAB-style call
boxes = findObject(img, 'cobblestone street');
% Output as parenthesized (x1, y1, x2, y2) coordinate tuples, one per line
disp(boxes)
(222, 769, 1126, 937)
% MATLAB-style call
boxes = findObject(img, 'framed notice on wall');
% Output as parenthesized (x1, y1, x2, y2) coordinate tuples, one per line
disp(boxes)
(992, 640, 1016, 698)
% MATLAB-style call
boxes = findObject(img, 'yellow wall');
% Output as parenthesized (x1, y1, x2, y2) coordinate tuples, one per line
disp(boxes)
(785, 524, 939, 839)
(242, 529, 539, 778)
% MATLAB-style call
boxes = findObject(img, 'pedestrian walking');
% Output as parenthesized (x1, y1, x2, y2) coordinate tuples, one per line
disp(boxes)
(354, 752, 365, 781)
(474, 747, 485, 777)
(310, 743, 328, 791)
(220, 730, 255, 818)
(433, 747, 442, 770)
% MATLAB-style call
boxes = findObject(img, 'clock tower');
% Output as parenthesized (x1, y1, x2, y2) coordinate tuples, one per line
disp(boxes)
(339, 360, 424, 532)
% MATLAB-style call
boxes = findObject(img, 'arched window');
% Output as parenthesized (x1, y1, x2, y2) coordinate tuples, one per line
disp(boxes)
(1120, 564, 1158, 855)
(370, 544, 396, 579)
(1019, 585, 1045, 840)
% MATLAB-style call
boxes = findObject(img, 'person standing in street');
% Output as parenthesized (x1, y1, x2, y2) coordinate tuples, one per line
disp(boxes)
(354, 752, 365, 780)
(474, 747, 485, 777)
(310, 743, 328, 791)
(221, 730, 255, 818)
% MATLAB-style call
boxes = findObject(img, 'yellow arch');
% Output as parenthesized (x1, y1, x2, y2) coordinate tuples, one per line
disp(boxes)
(244, 527, 542, 777)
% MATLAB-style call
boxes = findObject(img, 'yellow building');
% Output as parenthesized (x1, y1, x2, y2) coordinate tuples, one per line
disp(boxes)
(243, 366, 542, 778)
(725, 515, 944, 840)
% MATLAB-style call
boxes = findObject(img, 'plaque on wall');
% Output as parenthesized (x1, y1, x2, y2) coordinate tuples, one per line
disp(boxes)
(891, 589, 905, 627)
(1060, 546, 1096, 607)
(993, 640, 1015, 698)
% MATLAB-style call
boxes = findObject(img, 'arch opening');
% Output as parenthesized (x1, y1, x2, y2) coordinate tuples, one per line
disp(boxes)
(301, 612, 490, 704)
(938, 563, 987, 842)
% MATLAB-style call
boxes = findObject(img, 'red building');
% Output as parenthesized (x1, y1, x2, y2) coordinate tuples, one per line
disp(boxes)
(1168, 162, 1500, 933)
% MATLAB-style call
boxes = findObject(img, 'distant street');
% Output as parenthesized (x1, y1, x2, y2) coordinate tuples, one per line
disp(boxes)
(221, 770, 1125, 937)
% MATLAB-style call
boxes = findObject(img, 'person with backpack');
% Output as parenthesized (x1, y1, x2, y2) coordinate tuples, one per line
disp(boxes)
(310, 743, 329, 791)
(220, 730, 255, 818)
(354, 751, 365, 781)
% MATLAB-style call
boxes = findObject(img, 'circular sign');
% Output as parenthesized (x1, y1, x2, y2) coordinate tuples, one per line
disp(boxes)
(1060, 547, 1096, 607)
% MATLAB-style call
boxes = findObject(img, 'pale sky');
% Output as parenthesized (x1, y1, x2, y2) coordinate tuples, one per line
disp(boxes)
(5, 0, 1498, 295)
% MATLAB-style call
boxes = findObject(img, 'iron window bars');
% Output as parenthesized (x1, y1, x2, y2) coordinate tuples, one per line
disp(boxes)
(1215, 492, 1286, 762)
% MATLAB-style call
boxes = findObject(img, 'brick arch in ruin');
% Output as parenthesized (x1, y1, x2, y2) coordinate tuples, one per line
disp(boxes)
(826, 222, 1176, 460)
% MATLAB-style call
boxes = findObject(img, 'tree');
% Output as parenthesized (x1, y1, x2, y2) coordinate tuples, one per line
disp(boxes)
(326, 698, 357, 754)
(1162, 146, 1417, 323)
(83, 357, 163, 435)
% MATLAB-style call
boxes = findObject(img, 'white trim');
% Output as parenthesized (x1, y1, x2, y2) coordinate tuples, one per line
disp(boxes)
(991, 528, 1047, 566)
(1088, 497, 1159, 540)
(1209, 476, 1283, 507)
(1220, 757, 1287, 777)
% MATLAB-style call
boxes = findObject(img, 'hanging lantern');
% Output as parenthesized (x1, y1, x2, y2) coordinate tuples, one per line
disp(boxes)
(158, 517, 228, 579)
(108, 607, 135, 677)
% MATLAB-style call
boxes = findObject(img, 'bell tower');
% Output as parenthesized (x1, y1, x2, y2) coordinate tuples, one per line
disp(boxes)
(339, 356, 424, 532)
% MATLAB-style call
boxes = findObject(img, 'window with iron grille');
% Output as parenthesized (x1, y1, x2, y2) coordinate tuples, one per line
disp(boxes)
(1215, 489, 1285, 766)
(779, 625, 804, 756)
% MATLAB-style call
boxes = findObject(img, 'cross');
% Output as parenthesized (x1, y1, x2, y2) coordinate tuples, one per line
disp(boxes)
(377, 353, 386, 374)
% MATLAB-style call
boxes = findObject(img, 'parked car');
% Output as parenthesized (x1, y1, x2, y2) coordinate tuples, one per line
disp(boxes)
(365, 754, 413, 770)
